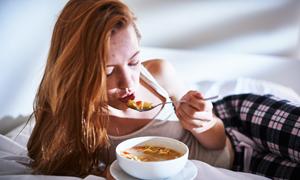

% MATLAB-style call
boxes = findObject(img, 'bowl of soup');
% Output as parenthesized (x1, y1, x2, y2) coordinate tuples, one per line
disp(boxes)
(115, 136, 189, 179)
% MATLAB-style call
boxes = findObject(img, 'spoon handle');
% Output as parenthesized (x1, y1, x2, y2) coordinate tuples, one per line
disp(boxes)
(203, 95, 219, 101)
(155, 95, 219, 108)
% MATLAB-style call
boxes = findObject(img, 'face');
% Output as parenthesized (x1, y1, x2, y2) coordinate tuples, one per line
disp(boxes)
(106, 24, 140, 110)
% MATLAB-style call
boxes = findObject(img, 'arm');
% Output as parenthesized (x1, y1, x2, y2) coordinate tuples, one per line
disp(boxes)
(189, 113, 227, 150)
(143, 59, 186, 101)
(143, 59, 226, 150)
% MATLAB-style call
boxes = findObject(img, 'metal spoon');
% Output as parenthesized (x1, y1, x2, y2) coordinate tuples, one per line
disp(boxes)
(128, 95, 219, 112)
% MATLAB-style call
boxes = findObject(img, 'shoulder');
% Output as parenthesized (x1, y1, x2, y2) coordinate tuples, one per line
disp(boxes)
(142, 59, 186, 101)
(142, 59, 175, 79)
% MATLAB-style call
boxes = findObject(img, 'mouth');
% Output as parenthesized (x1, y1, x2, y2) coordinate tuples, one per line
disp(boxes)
(119, 93, 135, 103)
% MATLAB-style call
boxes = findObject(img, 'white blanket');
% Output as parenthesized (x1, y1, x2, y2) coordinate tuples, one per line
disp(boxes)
(0, 134, 269, 180)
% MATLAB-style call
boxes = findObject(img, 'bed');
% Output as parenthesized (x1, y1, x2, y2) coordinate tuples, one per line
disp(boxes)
(1, 47, 300, 179)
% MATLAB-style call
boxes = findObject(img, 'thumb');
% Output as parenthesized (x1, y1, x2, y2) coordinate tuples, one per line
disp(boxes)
(194, 91, 204, 99)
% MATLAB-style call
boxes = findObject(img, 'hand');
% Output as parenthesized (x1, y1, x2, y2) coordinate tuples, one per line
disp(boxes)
(175, 90, 214, 132)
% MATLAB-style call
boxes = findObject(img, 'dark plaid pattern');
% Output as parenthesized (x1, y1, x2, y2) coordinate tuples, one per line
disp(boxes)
(213, 93, 300, 180)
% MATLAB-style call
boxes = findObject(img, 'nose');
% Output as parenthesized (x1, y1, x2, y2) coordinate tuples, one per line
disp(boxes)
(118, 67, 134, 90)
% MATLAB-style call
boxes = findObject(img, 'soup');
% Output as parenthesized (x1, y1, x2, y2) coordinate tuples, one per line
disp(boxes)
(120, 145, 183, 162)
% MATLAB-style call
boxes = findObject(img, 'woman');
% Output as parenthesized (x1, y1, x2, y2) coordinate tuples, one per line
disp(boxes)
(27, 0, 300, 179)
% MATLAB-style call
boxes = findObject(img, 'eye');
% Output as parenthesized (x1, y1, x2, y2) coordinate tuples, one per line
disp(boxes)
(129, 60, 140, 66)
(106, 66, 114, 77)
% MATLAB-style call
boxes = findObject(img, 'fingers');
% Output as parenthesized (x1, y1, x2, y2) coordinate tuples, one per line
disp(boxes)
(178, 106, 213, 122)
(193, 111, 213, 120)
(180, 100, 213, 112)
(181, 98, 204, 111)
(176, 90, 214, 131)
(182, 90, 203, 100)
(176, 109, 203, 129)
(180, 90, 212, 111)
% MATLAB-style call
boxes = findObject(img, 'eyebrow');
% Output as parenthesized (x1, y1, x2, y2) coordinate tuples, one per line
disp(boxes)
(129, 50, 140, 60)
(106, 50, 140, 67)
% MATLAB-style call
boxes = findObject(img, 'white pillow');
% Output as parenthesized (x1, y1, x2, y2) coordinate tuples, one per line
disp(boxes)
(195, 77, 300, 104)
(5, 117, 34, 147)
(0, 115, 30, 135)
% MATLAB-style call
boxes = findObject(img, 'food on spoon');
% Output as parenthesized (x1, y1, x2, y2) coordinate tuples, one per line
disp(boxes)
(127, 100, 153, 111)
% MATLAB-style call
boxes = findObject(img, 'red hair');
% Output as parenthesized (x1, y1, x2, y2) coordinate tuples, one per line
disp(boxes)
(27, 0, 135, 177)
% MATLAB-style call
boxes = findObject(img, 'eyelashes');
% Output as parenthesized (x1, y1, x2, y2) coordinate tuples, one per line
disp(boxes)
(106, 60, 140, 77)
(129, 60, 140, 66)
(106, 66, 114, 76)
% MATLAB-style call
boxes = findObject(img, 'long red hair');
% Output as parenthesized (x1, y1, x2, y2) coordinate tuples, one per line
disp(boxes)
(27, 0, 134, 177)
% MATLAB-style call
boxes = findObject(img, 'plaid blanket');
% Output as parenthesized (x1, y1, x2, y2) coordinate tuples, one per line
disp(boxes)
(213, 94, 300, 180)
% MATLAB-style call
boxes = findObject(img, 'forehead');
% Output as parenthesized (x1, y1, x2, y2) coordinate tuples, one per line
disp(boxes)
(108, 25, 139, 64)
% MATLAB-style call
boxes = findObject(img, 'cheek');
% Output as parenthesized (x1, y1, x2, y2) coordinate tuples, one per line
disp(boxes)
(106, 78, 113, 90)
(106, 87, 121, 103)
(106, 68, 141, 93)
(132, 69, 141, 85)
(107, 88, 117, 99)
(106, 79, 117, 97)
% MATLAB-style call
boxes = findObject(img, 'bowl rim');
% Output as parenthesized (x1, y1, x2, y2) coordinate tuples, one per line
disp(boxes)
(116, 136, 189, 164)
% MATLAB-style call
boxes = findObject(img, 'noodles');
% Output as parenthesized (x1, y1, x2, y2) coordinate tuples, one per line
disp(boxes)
(121, 145, 182, 162)
(127, 100, 153, 111)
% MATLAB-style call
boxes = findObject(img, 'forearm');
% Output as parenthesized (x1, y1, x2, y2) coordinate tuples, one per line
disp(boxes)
(190, 114, 226, 150)
(142, 60, 227, 150)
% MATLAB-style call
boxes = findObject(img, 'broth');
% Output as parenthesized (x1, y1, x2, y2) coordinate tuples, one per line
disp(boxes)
(121, 145, 183, 162)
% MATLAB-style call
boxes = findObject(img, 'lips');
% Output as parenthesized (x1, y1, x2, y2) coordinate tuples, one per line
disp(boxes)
(120, 93, 135, 103)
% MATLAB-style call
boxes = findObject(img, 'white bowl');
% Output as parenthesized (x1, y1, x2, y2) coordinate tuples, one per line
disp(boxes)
(116, 136, 189, 179)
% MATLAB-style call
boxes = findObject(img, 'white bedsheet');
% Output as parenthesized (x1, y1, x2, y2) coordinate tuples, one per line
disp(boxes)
(192, 160, 269, 180)
(3, 78, 298, 180)
(0, 134, 270, 180)
(0, 136, 105, 180)
(1, 76, 300, 179)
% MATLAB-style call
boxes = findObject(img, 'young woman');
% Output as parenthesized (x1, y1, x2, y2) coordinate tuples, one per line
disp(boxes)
(27, 0, 300, 179)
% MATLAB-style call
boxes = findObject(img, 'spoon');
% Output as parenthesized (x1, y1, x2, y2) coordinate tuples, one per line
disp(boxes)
(127, 95, 219, 112)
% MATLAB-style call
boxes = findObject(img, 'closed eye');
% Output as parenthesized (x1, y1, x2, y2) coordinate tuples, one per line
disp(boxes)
(129, 60, 140, 66)
(106, 66, 114, 76)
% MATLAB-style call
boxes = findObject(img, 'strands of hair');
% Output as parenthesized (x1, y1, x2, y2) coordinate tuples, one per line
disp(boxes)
(27, 0, 136, 177)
